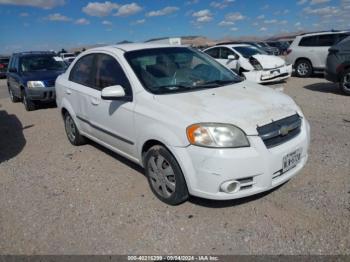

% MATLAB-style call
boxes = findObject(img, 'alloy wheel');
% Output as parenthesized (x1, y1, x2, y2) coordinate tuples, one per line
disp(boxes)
(342, 73, 350, 92)
(297, 63, 310, 76)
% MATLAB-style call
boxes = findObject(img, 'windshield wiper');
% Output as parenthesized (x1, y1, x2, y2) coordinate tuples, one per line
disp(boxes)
(196, 79, 238, 88)
(152, 84, 193, 94)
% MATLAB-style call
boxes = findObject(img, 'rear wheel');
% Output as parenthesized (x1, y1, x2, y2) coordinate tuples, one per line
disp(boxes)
(8, 86, 20, 103)
(295, 59, 313, 78)
(64, 112, 86, 146)
(144, 145, 188, 205)
(340, 69, 350, 95)
(22, 90, 36, 111)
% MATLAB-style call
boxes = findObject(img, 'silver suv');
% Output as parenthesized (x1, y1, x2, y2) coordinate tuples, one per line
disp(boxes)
(286, 31, 349, 77)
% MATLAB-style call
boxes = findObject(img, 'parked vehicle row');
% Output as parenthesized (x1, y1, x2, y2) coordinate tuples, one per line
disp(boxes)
(0, 56, 10, 78)
(203, 44, 292, 84)
(55, 44, 310, 205)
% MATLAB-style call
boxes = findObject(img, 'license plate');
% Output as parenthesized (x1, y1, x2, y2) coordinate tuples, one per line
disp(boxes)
(283, 148, 302, 173)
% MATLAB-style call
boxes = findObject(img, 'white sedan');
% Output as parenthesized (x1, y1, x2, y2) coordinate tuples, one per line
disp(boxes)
(204, 44, 292, 84)
(56, 44, 310, 205)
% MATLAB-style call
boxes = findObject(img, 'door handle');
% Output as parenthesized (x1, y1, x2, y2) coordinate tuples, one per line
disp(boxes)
(90, 97, 100, 105)
(65, 89, 72, 95)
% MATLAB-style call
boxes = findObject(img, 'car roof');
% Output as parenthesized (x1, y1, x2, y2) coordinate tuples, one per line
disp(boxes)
(214, 44, 252, 48)
(13, 51, 56, 57)
(90, 43, 183, 53)
(298, 31, 349, 38)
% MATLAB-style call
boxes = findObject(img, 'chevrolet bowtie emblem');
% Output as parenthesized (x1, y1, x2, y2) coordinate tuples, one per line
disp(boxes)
(280, 125, 290, 136)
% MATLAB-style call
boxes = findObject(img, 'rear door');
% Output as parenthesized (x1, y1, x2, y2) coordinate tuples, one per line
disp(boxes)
(85, 53, 136, 157)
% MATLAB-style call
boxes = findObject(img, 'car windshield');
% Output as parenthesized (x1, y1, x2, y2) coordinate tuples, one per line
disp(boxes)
(20, 55, 66, 72)
(233, 46, 265, 58)
(125, 47, 241, 94)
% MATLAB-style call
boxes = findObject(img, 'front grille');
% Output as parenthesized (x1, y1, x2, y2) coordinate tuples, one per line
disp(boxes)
(257, 114, 302, 148)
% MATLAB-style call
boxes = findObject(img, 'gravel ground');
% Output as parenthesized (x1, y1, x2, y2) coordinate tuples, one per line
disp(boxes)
(0, 77, 349, 255)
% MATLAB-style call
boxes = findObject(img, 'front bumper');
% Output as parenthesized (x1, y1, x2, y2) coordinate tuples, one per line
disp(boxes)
(243, 64, 292, 84)
(170, 119, 310, 200)
(26, 86, 56, 101)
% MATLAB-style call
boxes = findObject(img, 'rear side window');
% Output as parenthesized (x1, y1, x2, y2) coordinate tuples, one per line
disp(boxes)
(205, 48, 220, 59)
(69, 54, 95, 87)
(94, 54, 132, 95)
(299, 36, 318, 47)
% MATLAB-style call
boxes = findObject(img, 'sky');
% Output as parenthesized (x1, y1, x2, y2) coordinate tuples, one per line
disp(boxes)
(0, 0, 349, 54)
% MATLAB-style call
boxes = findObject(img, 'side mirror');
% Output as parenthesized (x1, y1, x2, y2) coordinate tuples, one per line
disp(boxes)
(8, 67, 17, 73)
(228, 55, 238, 60)
(101, 85, 126, 100)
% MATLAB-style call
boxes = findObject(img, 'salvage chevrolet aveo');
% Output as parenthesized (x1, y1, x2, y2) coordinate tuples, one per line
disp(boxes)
(55, 44, 310, 205)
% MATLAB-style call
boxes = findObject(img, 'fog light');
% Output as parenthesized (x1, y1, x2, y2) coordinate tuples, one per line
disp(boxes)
(220, 181, 240, 193)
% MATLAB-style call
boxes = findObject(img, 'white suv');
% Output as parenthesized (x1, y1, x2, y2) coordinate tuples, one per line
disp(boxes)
(286, 31, 349, 77)
(56, 44, 310, 205)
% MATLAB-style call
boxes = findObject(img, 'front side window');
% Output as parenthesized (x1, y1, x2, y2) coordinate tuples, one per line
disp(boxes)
(69, 54, 95, 87)
(233, 46, 264, 58)
(125, 47, 241, 95)
(20, 55, 66, 72)
(95, 54, 132, 95)
(220, 48, 235, 59)
(317, 34, 336, 47)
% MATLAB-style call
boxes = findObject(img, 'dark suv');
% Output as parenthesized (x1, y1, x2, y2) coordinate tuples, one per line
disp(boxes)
(7, 51, 67, 111)
(325, 36, 350, 95)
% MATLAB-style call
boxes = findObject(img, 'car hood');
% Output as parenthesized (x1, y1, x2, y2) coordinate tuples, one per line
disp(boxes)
(154, 81, 300, 135)
(21, 70, 65, 82)
(252, 54, 285, 69)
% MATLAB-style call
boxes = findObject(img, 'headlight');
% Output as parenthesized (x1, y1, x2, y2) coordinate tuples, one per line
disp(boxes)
(249, 57, 263, 71)
(186, 123, 250, 148)
(27, 81, 45, 88)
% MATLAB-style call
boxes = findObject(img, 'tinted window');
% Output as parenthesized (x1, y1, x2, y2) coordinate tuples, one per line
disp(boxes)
(205, 48, 220, 59)
(69, 54, 95, 87)
(317, 34, 336, 47)
(95, 54, 132, 95)
(220, 48, 235, 59)
(299, 36, 318, 47)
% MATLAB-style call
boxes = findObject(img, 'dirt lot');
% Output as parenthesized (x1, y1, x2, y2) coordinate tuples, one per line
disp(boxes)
(0, 77, 349, 255)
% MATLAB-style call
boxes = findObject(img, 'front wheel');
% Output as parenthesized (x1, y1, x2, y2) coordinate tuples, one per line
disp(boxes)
(22, 91, 36, 111)
(295, 59, 313, 78)
(340, 69, 350, 95)
(144, 145, 189, 205)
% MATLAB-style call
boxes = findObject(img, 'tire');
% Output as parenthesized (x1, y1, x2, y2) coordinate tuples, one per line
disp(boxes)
(8, 86, 20, 103)
(295, 59, 313, 78)
(144, 145, 189, 205)
(63, 112, 86, 146)
(22, 90, 36, 111)
(340, 69, 350, 95)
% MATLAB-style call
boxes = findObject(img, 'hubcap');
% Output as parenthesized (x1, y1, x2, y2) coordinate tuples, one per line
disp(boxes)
(65, 115, 76, 142)
(342, 73, 350, 91)
(297, 63, 309, 76)
(148, 155, 176, 198)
